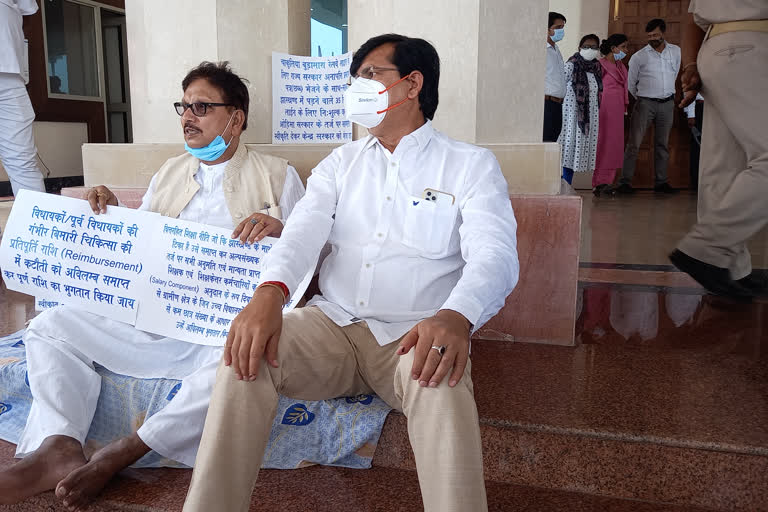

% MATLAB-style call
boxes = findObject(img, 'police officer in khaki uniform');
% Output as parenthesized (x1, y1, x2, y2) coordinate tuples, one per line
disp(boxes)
(670, 0, 768, 299)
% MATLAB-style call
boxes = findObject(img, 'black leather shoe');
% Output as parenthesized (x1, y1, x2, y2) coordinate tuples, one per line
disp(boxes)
(669, 249, 753, 300)
(654, 182, 678, 194)
(616, 184, 635, 194)
(737, 271, 768, 297)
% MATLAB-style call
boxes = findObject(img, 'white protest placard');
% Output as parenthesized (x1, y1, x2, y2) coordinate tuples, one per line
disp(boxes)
(0, 191, 311, 345)
(272, 51, 352, 144)
(0, 190, 156, 323)
(134, 217, 312, 346)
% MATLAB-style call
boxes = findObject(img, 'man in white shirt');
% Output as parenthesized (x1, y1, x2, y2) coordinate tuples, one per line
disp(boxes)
(544, 11, 567, 142)
(183, 34, 519, 512)
(0, 62, 305, 508)
(0, 0, 46, 196)
(617, 18, 681, 194)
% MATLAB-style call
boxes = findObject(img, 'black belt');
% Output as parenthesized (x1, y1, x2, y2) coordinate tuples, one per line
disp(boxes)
(639, 95, 674, 103)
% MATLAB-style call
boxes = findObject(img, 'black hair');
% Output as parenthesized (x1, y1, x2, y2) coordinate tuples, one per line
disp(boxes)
(645, 18, 666, 33)
(549, 11, 566, 28)
(600, 33, 628, 55)
(350, 34, 440, 120)
(182, 61, 249, 130)
(579, 34, 600, 48)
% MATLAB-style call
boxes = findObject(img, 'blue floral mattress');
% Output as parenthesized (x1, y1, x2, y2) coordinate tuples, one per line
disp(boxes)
(0, 329, 391, 469)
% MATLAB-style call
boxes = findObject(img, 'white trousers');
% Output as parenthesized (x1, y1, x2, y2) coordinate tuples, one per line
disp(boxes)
(17, 305, 221, 467)
(0, 79, 45, 196)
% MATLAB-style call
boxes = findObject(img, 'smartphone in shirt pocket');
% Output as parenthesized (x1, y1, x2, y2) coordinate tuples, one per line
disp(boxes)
(401, 189, 458, 257)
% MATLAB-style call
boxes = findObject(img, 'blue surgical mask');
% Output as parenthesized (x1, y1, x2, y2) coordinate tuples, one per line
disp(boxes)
(552, 28, 565, 42)
(614, 50, 626, 61)
(184, 113, 235, 162)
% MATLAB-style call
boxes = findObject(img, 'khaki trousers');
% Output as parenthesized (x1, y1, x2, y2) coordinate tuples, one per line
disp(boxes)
(183, 306, 487, 512)
(677, 31, 768, 279)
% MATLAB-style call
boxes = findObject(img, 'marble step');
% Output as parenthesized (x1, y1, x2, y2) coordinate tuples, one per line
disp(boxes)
(0, 444, 713, 512)
(372, 335, 768, 511)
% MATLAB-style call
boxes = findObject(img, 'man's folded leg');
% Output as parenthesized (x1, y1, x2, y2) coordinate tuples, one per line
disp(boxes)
(183, 306, 372, 512)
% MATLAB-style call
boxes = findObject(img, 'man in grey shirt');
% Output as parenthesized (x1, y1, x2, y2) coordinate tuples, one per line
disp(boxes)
(617, 18, 681, 194)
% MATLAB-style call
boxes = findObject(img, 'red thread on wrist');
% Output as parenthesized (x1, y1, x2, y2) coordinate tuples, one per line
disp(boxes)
(259, 281, 289, 301)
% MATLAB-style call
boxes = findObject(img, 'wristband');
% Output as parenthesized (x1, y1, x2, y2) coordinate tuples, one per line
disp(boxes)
(683, 62, 698, 70)
(258, 281, 289, 302)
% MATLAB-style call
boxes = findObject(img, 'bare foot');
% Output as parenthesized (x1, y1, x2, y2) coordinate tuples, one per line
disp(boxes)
(0, 435, 86, 505)
(56, 433, 150, 511)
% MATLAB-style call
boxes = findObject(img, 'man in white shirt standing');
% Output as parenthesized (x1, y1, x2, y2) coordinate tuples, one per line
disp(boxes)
(0, 61, 305, 509)
(0, 0, 46, 196)
(617, 18, 681, 194)
(544, 11, 567, 143)
(183, 34, 519, 512)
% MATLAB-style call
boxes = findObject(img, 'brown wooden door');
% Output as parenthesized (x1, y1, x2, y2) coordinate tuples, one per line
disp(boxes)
(609, 0, 692, 189)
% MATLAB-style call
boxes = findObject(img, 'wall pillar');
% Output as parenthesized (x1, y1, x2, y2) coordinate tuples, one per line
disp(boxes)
(125, 0, 310, 144)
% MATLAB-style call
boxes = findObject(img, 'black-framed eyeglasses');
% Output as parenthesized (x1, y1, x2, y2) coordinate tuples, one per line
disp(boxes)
(581, 44, 599, 50)
(174, 101, 234, 117)
(346, 65, 400, 85)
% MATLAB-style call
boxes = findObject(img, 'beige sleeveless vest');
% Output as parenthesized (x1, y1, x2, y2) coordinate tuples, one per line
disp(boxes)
(149, 143, 288, 226)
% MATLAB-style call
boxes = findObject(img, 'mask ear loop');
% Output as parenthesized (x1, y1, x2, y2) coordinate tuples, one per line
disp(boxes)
(221, 111, 237, 145)
(376, 74, 413, 115)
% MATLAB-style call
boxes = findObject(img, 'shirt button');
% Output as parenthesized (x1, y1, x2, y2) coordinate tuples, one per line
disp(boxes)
(365, 263, 371, 268)
(386, 196, 392, 201)
(377, 233, 383, 238)
(359, 301, 365, 306)
(390, 162, 396, 167)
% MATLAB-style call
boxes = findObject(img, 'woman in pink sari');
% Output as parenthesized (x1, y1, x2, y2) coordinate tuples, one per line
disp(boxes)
(593, 34, 629, 196)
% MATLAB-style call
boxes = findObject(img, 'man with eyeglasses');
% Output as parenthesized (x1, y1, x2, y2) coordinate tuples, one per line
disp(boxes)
(0, 61, 304, 509)
(183, 34, 519, 512)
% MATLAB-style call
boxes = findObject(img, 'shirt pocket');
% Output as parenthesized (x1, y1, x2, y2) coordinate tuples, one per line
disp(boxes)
(401, 195, 459, 257)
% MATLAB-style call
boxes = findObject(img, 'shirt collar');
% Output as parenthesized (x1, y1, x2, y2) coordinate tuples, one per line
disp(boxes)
(365, 118, 435, 153)
(643, 43, 668, 55)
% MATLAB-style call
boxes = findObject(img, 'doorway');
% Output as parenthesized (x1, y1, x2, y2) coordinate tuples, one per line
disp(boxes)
(101, 9, 132, 143)
(609, 0, 691, 189)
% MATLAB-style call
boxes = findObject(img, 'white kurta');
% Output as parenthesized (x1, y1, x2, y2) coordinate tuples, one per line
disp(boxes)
(18, 160, 304, 466)
(558, 62, 600, 172)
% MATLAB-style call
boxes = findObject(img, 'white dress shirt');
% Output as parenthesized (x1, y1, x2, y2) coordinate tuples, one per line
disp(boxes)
(627, 43, 681, 99)
(684, 93, 704, 118)
(545, 42, 566, 98)
(0, 0, 37, 77)
(261, 120, 519, 346)
(135, 161, 304, 230)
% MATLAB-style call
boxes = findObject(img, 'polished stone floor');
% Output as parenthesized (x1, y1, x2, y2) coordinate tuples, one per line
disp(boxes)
(0, 191, 766, 510)
(580, 190, 768, 268)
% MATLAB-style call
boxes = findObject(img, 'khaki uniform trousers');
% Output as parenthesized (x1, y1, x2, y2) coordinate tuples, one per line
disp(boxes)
(677, 31, 768, 279)
(183, 306, 487, 512)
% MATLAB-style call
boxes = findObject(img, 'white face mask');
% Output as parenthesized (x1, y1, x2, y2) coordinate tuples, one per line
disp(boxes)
(344, 77, 389, 129)
(344, 74, 411, 129)
(580, 48, 599, 61)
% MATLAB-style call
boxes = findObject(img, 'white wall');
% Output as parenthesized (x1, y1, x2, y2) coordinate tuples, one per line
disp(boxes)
(348, 0, 548, 144)
(125, 0, 310, 144)
(0, 121, 87, 181)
